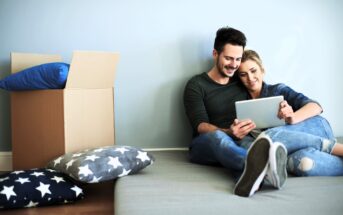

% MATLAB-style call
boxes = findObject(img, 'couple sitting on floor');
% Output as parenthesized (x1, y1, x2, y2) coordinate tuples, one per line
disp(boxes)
(183, 27, 343, 197)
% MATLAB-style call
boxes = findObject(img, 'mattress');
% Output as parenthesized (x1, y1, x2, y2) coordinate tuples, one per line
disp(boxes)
(115, 150, 343, 215)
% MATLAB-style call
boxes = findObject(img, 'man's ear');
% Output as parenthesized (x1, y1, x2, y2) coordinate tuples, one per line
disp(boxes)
(212, 49, 219, 63)
(213, 49, 218, 58)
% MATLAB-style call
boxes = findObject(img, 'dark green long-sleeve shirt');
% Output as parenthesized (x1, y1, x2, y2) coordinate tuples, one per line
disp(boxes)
(183, 72, 249, 137)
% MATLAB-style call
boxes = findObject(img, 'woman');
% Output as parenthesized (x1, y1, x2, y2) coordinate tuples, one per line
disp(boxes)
(237, 49, 343, 176)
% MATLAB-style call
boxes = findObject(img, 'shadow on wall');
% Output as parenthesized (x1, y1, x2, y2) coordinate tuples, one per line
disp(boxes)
(151, 36, 213, 148)
(0, 59, 12, 151)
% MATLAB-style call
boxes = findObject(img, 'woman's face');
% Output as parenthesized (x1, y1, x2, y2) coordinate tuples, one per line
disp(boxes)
(238, 59, 264, 94)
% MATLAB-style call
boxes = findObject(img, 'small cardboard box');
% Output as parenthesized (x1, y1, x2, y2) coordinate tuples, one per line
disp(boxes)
(10, 51, 119, 170)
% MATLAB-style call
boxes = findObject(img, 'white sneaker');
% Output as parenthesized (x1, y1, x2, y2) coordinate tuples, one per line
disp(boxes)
(233, 134, 272, 197)
(266, 142, 288, 189)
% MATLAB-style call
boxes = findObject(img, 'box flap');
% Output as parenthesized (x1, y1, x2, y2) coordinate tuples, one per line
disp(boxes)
(11, 52, 62, 74)
(66, 51, 119, 89)
(64, 88, 115, 152)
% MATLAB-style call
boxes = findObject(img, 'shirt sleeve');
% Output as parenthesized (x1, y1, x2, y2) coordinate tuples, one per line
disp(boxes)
(276, 83, 322, 111)
(183, 79, 209, 132)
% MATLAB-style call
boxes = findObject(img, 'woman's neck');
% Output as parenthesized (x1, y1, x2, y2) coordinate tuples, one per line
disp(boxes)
(249, 90, 261, 99)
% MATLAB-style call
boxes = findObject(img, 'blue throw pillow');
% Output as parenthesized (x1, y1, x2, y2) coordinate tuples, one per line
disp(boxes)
(0, 168, 84, 209)
(0, 62, 70, 91)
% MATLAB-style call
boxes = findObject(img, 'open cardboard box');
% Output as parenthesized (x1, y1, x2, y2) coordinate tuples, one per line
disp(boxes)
(10, 51, 119, 170)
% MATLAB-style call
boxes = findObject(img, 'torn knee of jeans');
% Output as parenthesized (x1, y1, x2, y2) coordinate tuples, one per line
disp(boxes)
(297, 157, 314, 172)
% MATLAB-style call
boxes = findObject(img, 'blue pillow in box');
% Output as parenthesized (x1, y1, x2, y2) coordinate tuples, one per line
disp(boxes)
(0, 62, 70, 91)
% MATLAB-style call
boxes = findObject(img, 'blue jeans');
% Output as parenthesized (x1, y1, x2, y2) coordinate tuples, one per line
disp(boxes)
(189, 116, 343, 176)
(189, 130, 247, 171)
(264, 116, 343, 176)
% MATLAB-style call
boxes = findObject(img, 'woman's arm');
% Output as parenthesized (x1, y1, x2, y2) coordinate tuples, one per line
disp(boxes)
(279, 101, 322, 124)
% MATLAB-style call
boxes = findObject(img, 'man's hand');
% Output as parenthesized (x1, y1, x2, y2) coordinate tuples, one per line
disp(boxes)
(229, 119, 256, 140)
(278, 100, 296, 124)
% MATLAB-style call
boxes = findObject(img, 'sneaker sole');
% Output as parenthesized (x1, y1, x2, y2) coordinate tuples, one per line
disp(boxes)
(234, 138, 270, 197)
(275, 145, 287, 188)
(269, 144, 287, 189)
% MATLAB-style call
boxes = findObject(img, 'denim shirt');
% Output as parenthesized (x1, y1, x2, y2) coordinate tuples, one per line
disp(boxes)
(259, 82, 321, 111)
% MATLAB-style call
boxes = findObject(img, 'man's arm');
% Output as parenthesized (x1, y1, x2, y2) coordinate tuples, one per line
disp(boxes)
(197, 119, 256, 140)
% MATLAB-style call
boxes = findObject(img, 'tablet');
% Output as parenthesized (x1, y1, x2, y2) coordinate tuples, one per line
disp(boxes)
(235, 96, 285, 129)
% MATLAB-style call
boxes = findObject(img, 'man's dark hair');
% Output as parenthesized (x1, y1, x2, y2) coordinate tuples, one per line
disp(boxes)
(214, 27, 247, 54)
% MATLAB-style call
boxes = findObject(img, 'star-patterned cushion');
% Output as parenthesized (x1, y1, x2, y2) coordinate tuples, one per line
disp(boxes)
(0, 168, 84, 209)
(47, 145, 155, 183)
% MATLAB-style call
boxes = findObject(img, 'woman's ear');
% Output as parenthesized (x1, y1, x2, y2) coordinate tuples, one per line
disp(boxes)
(261, 66, 266, 74)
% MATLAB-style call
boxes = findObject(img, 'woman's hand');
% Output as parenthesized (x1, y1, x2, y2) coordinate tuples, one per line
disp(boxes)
(278, 100, 297, 124)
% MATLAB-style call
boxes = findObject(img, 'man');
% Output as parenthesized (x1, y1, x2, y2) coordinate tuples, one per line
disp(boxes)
(183, 27, 287, 197)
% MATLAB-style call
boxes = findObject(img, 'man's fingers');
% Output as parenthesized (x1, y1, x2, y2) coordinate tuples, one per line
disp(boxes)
(235, 119, 253, 128)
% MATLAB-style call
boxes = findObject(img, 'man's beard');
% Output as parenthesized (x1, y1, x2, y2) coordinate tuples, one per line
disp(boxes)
(217, 62, 237, 78)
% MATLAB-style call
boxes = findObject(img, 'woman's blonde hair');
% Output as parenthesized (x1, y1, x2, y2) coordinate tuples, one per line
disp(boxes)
(241, 49, 265, 73)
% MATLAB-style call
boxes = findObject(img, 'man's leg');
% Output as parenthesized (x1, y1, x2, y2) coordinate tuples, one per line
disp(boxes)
(189, 130, 247, 171)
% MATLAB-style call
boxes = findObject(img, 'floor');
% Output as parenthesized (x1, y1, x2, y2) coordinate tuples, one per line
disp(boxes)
(0, 171, 114, 215)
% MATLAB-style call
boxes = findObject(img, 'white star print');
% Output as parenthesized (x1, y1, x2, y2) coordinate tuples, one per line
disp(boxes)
(94, 148, 105, 153)
(31, 171, 45, 177)
(51, 176, 65, 183)
(36, 182, 51, 198)
(78, 164, 93, 177)
(115, 147, 129, 154)
(71, 186, 83, 197)
(53, 157, 63, 166)
(118, 168, 131, 177)
(0, 185, 17, 200)
(108, 156, 122, 169)
(0, 177, 9, 182)
(46, 169, 56, 172)
(66, 159, 75, 169)
(15, 177, 30, 184)
(89, 176, 102, 183)
(72, 153, 83, 158)
(11, 170, 24, 175)
(85, 154, 100, 162)
(25, 201, 39, 208)
(136, 151, 150, 162)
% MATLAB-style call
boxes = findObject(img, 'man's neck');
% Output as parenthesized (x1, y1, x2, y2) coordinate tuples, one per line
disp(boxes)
(207, 67, 230, 85)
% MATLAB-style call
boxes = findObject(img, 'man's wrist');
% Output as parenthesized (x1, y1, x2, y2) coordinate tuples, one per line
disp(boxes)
(221, 128, 232, 136)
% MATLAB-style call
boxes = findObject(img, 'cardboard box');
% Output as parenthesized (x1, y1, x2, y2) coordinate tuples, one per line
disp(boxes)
(11, 51, 119, 170)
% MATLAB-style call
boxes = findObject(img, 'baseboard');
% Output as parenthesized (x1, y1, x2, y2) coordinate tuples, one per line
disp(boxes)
(143, 147, 188, 151)
(0, 151, 12, 171)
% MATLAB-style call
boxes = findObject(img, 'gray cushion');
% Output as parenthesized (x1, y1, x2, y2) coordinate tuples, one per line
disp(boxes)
(47, 145, 154, 183)
(115, 151, 343, 215)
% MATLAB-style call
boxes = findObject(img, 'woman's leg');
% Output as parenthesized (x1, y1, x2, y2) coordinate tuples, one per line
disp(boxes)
(189, 130, 247, 171)
(287, 148, 343, 176)
(276, 115, 335, 140)
(263, 128, 336, 155)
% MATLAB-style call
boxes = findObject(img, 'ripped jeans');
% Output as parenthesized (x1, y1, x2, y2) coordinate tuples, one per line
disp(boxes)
(255, 116, 343, 176)
(190, 115, 343, 176)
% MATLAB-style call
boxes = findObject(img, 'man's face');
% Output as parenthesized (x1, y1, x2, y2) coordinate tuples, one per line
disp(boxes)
(214, 44, 244, 78)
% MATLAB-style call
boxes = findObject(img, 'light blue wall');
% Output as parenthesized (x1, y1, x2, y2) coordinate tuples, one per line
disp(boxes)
(0, 0, 342, 151)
